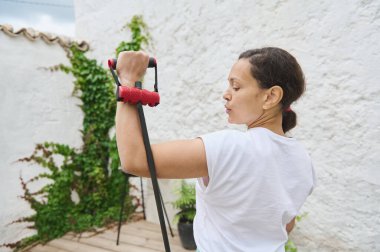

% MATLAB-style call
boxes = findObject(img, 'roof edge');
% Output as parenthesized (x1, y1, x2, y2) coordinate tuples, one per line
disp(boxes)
(0, 24, 90, 52)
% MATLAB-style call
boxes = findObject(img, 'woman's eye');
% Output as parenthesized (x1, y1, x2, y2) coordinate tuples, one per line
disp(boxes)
(233, 87, 240, 91)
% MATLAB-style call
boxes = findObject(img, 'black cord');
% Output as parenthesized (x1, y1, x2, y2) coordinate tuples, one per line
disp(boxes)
(111, 63, 170, 251)
(116, 172, 129, 245)
(160, 190, 174, 237)
(135, 82, 171, 252)
(140, 177, 146, 220)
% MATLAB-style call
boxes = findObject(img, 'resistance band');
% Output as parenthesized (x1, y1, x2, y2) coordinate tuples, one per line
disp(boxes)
(108, 57, 172, 252)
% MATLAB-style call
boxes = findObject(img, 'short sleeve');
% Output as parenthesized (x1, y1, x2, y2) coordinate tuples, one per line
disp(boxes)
(197, 130, 241, 194)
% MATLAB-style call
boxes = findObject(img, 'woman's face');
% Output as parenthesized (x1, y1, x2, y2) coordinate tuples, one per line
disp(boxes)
(223, 59, 266, 126)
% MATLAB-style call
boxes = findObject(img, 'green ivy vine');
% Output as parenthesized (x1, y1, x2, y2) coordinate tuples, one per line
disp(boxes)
(3, 15, 151, 251)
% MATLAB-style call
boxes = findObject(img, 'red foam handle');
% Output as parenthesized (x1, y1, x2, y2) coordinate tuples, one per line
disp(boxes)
(108, 59, 116, 69)
(119, 86, 160, 107)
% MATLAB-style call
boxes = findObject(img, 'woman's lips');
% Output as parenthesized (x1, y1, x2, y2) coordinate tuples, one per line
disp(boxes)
(225, 106, 231, 114)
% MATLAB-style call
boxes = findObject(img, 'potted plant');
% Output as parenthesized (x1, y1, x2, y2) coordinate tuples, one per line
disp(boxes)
(173, 180, 197, 250)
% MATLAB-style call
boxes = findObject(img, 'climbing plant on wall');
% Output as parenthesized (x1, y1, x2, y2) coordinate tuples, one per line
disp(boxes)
(2, 15, 151, 251)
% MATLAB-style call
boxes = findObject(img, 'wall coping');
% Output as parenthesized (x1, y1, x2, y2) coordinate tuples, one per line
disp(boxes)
(0, 24, 89, 52)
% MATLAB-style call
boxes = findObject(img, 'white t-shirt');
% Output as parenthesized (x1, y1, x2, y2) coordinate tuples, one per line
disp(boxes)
(194, 127, 316, 252)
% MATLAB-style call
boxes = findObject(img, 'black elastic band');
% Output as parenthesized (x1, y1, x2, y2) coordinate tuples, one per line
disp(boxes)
(116, 173, 129, 245)
(135, 82, 171, 251)
(112, 64, 171, 251)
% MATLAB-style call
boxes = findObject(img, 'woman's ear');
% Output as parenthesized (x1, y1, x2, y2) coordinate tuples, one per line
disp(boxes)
(263, 85, 283, 110)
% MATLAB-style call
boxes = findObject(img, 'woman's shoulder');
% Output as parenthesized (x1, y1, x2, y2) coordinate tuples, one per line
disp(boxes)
(201, 128, 246, 141)
(248, 127, 296, 141)
(207, 127, 250, 136)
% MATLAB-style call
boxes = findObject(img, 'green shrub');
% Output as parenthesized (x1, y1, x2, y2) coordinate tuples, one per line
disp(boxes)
(172, 180, 196, 224)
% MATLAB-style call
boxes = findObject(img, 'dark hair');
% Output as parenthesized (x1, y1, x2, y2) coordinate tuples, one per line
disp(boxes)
(239, 47, 305, 133)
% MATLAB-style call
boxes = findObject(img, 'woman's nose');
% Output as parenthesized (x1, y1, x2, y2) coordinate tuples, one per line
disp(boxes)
(223, 91, 231, 101)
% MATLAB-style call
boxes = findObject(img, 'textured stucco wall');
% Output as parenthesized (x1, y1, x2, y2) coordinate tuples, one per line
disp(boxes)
(74, 0, 380, 251)
(0, 33, 83, 250)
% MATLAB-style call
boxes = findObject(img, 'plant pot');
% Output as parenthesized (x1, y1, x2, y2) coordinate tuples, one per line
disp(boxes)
(178, 222, 197, 250)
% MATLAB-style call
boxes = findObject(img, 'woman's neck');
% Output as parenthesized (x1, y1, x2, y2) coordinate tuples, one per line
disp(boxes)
(247, 108, 285, 136)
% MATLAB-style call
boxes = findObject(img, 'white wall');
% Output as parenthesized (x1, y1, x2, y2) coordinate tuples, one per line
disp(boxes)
(74, 0, 380, 251)
(0, 32, 83, 250)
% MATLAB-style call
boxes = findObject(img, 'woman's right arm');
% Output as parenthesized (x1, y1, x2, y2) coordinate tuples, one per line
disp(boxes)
(115, 51, 208, 179)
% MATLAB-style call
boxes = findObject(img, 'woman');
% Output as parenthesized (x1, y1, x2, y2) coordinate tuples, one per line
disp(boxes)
(115, 47, 316, 252)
